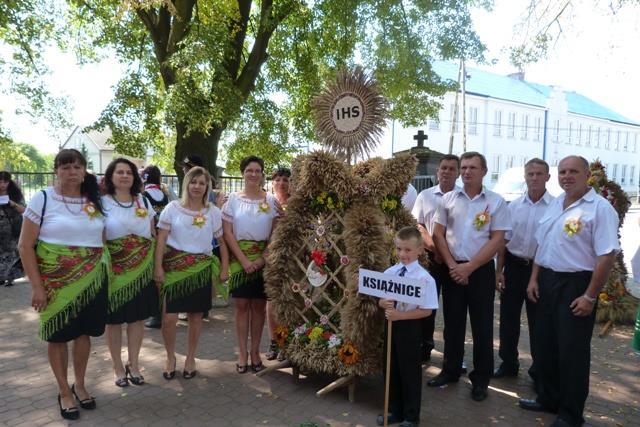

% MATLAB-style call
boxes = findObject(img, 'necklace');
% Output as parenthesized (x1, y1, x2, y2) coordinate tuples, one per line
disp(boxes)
(58, 187, 84, 215)
(112, 194, 135, 208)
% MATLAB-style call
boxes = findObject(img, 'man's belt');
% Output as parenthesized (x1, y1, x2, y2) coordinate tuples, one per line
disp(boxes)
(506, 250, 533, 266)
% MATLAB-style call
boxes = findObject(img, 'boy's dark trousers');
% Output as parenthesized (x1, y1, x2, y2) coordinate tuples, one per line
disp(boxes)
(384, 318, 423, 423)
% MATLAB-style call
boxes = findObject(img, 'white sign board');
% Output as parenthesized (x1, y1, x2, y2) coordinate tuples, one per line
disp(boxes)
(0, 195, 9, 205)
(331, 93, 364, 134)
(358, 268, 438, 309)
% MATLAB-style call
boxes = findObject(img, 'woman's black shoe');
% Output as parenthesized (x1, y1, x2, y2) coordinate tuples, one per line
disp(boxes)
(163, 358, 176, 380)
(125, 364, 145, 385)
(250, 361, 265, 373)
(71, 384, 96, 410)
(183, 370, 197, 379)
(58, 394, 79, 420)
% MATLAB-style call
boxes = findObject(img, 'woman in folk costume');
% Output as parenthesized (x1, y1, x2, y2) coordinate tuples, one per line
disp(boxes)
(154, 166, 229, 379)
(222, 156, 279, 373)
(102, 158, 157, 387)
(18, 149, 107, 420)
(0, 171, 25, 287)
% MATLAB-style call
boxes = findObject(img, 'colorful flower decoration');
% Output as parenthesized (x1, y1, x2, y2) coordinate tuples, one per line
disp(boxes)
(338, 341, 360, 366)
(563, 217, 582, 237)
(327, 334, 342, 349)
(293, 325, 306, 337)
(473, 207, 491, 230)
(319, 315, 329, 325)
(340, 255, 350, 265)
(135, 207, 148, 218)
(308, 326, 324, 340)
(380, 195, 400, 214)
(83, 203, 100, 219)
(274, 325, 289, 348)
(309, 191, 346, 214)
(316, 225, 326, 236)
(258, 201, 270, 213)
(311, 250, 327, 267)
(291, 282, 301, 293)
(304, 298, 313, 308)
(192, 213, 206, 228)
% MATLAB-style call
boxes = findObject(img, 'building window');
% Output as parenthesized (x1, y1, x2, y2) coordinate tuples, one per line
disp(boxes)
(469, 107, 478, 135)
(534, 117, 542, 141)
(624, 132, 629, 151)
(586, 125, 592, 147)
(553, 119, 560, 143)
(493, 110, 502, 136)
(521, 115, 528, 140)
(567, 122, 573, 144)
(576, 123, 583, 146)
(507, 112, 516, 138)
(612, 164, 618, 181)
(615, 130, 621, 150)
(595, 127, 600, 148)
(634, 134, 638, 152)
(621, 164, 627, 185)
(605, 128, 611, 149)
(521, 156, 528, 166)
(631, 166, 636, 185)
(429, 118, 440, 131)
(492, 155, 501, 181)
(506, 155, 515, 168)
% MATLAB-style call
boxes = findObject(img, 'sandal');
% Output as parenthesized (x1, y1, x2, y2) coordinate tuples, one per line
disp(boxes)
(115, 377, 129, 388)
(163, 358, 177, 380)
(71, 384, 96, 410)
(250, 361, 265, 373)
(265, 341, 278, 361)
(183, 370, 197, 379)
(236, 364, 249, 374)
(125, 364, 145, 386)
(276, 350, 286, 362)
(57, 394, 79, 420)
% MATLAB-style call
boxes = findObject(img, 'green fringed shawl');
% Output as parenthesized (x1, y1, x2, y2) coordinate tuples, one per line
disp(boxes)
(220, 240, 266, 298)
(106, 234, 155, 314)
(161, 246, 220, 304)
(36, 241, 109, 341)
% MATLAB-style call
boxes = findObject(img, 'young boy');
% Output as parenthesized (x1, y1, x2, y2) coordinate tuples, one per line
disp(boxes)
(377, 226, 437, 427)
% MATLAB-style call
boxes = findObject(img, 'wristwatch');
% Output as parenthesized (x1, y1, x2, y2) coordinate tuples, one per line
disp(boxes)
(582, 294, 596, 304)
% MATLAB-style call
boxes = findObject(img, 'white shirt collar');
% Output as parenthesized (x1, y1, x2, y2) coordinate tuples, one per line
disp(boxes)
(435, 183, 459, 195)
(399, 259, 421, 273)
(523, 190, 553, 205)
(457, 185, 486, 200)
(559, 187, 596, 207)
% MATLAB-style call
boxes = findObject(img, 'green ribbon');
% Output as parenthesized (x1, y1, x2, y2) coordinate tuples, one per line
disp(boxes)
(161, 246, 219, 305)
(106, 234, 155, 314)
(36, 241, 109, 341)
(219, 240, 266, 299)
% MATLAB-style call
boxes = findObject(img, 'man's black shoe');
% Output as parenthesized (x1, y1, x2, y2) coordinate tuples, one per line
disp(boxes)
(493, 364, 518, 378)
(549, 417, 574, 427)
(461, 361, 467, 374)
(144, 316, 161, 329)
(471, 385, 488, 401)
(427, 373, 458, 387)
(421, 352, 431, 363)
(518, 398, 556, 413)
(399, 421, 418, 427)
(376, 413, 402, 426)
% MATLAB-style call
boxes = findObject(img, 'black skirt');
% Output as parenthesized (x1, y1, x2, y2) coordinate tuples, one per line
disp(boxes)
(165, 282, 213, 313)
(230, 274, 267, 299)
(47, 279, 108, 343)
(107, 281, 160, 324)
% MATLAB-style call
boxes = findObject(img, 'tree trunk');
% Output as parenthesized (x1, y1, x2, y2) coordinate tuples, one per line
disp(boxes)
(174, 121, 225, 185)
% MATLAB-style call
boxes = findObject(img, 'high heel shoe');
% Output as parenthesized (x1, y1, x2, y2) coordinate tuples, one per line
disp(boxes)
(182, 369, 197, 379)
(71, 384, 96, 410)
(163, 358, 176, 380)
(125, 363, 145, 385)
(57, 394, 79, 420)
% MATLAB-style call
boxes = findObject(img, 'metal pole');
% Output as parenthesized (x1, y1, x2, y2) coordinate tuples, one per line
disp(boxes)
(462, 60, 467, 152)
(447, 59, 463, 154)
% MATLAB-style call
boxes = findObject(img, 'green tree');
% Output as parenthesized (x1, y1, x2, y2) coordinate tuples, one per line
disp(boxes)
(62, 0, 485, 179)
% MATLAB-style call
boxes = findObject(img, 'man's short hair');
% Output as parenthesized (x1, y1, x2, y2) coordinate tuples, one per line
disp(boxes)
(438, 154, 460, 168)
(396, 226, 422, 243)
(525, 158, 550, 173)
(460, 151, 487, 170)
(560, 155, 590, 171)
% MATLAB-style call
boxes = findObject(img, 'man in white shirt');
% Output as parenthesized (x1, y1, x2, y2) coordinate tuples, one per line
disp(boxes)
(401, 183, 418, 212)
(519, 156, 619, 427)
(412, 154, 460, 361)
(429, 152, 510, 402)
(494, 159, 553, 380)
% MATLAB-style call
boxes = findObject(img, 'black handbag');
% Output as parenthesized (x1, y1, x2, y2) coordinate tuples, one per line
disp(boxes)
(9, 211, 23, 239)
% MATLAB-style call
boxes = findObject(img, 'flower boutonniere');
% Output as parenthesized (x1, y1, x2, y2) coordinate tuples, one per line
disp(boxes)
(135, 207, 148, 218)
(563, 217, 582, 237)
(192, 212, 206, 228)
(473, 205, 491, 230)
(258, 200, 270, 213)
(83, 203, 100, 219)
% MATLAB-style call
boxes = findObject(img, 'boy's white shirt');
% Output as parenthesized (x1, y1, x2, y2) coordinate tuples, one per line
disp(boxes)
(383, 259, 437, 311)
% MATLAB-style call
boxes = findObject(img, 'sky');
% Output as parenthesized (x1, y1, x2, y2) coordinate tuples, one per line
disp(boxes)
(1, 0, 639, 156)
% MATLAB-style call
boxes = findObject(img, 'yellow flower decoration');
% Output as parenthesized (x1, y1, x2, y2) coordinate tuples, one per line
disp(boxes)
(258, 201, 270, 213)
(308, 326, 324, 340)
(135, 207, 148, 218)
(192, 213, 206, 228)
(563, 217, 582, 237)
(83, 203, 100, 219)
(473, 209, 491, 230)
(337, 341, 360, 366)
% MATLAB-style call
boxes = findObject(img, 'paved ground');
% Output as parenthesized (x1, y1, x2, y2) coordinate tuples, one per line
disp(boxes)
(1, 277, 638, 427)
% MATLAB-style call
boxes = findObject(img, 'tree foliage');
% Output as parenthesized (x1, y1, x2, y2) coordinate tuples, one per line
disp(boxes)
(62, 0, 485, 177)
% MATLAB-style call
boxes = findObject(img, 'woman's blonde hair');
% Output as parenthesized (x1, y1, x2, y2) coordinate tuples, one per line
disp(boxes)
(180, 166, 211, 207)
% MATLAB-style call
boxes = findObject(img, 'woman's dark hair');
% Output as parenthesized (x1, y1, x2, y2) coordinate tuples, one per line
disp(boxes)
(0, 171, 24, 203)
(240, 155, 264, 173)
(271, 167, 291, 180)
(141, 165, 162, 185)
(54, 148, 104, 215)
(104, 158, 143, 197)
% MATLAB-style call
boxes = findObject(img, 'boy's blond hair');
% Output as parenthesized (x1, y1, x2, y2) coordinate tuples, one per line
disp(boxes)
(395, 226, 422, 245)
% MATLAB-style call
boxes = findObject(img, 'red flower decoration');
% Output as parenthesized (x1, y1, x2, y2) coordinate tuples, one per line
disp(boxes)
(322, 331, 332, 340)
(311, 250, 326, 267)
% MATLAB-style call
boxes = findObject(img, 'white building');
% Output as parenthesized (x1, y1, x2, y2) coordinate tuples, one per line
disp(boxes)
(61, 126, 144, 173)
(385, 61, 640, 196)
